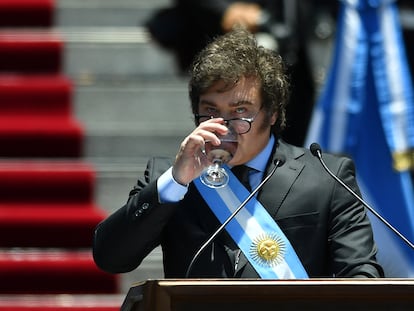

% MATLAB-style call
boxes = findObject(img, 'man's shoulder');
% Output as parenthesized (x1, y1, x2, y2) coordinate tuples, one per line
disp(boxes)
(277, 139, 352, 169)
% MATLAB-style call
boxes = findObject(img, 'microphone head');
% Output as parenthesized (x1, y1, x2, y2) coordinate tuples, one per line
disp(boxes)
(274, 155, 286, 167)
(310, 143, 322, 157)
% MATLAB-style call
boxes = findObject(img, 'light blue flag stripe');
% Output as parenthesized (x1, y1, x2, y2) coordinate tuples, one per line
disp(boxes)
(306, 0, 414, 277)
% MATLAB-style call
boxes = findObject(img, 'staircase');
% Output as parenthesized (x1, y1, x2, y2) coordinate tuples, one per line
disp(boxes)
(58, 0, 195, 293)
(0, 0, 164, 309)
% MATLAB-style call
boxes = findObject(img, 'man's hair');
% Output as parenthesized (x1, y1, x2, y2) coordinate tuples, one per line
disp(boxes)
(189, 27, 290, 136)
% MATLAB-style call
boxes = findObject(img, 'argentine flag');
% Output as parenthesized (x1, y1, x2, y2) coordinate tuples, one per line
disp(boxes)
(306, 0, 414, 277)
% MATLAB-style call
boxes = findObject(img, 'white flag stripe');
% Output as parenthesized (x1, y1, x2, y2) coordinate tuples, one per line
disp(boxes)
(381, 5, 410, 151)
(330, 7, 361, 152)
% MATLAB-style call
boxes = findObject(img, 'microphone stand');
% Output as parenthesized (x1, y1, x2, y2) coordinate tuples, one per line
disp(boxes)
(310, 143, 414, 250)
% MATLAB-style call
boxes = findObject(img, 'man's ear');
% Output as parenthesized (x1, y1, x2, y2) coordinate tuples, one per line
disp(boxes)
(270, 112, 278, 126)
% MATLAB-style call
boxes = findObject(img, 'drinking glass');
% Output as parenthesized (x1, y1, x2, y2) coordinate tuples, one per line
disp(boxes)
(200, 126, 238, 188)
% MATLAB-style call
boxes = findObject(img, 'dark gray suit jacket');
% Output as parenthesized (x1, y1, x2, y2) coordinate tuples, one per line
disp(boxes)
(93, 140, 383, 278)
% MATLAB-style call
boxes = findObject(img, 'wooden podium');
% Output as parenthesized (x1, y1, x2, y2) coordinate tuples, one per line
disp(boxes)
(121, 279, 414, 311)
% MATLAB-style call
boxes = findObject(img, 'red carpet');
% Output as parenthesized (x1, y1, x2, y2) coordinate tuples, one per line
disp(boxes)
(0, 250, 118, 294)
(0, 75, 72, 116)
(0, 32, 62, 73)
(0, 294, 123, 311)
(0, 0, 120, 307)
(0, 161, 105, 247)
(0, 162, 94, 204)
(0, 0, 54, 27)
(0, 303, 122, 311)
(0, 116, 83, 157)
(0, 72, 83, 158)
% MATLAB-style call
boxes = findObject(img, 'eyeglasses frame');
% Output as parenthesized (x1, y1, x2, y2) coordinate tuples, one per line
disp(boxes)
(194, 109, 261, 135)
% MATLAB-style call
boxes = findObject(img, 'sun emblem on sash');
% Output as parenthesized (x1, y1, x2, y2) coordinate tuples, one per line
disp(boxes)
(250, 232, 286, 267)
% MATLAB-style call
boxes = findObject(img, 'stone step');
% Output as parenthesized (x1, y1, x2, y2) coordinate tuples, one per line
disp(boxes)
(54, 0, 179, 78)
(56, 0, 170, 27)
(84, 135, 186, 161)
(73, 79, 191, 134)
(73, 78, 193, 161)
(62, 27, 179, 80)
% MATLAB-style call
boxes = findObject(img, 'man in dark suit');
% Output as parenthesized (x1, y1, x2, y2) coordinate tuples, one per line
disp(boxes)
(93, 28, 383, 278)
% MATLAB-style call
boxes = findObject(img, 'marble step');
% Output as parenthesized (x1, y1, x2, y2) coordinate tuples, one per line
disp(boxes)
(56, 0, 170, 27)
(62, 27, 180, 81)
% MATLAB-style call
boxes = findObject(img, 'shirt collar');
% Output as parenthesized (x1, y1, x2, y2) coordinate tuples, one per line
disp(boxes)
(245, 134, 275, 173)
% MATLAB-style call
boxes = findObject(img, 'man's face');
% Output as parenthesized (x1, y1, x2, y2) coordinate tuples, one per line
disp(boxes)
(198, 76, 277, 166)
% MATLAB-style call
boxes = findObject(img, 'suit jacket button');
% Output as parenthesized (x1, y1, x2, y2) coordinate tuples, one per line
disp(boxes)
(135, 203, 150, 217)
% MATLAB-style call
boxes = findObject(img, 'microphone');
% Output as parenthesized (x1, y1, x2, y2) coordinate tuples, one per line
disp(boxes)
(185, 155, 286, 278)
(310, 142, 414, 250)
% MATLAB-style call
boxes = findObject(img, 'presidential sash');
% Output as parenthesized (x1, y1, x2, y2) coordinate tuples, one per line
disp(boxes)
(194, 165, 308, 279)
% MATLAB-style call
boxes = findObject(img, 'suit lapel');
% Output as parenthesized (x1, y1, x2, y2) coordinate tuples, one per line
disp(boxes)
(258, 140, 305, 218)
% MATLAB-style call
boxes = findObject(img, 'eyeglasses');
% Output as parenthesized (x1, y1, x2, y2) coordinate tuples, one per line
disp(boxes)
(195, 110, 261, 135)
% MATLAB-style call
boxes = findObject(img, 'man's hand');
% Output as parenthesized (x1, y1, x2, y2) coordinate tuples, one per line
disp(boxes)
(221, 2, 262, 33)
(172, 118, 228, 185)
